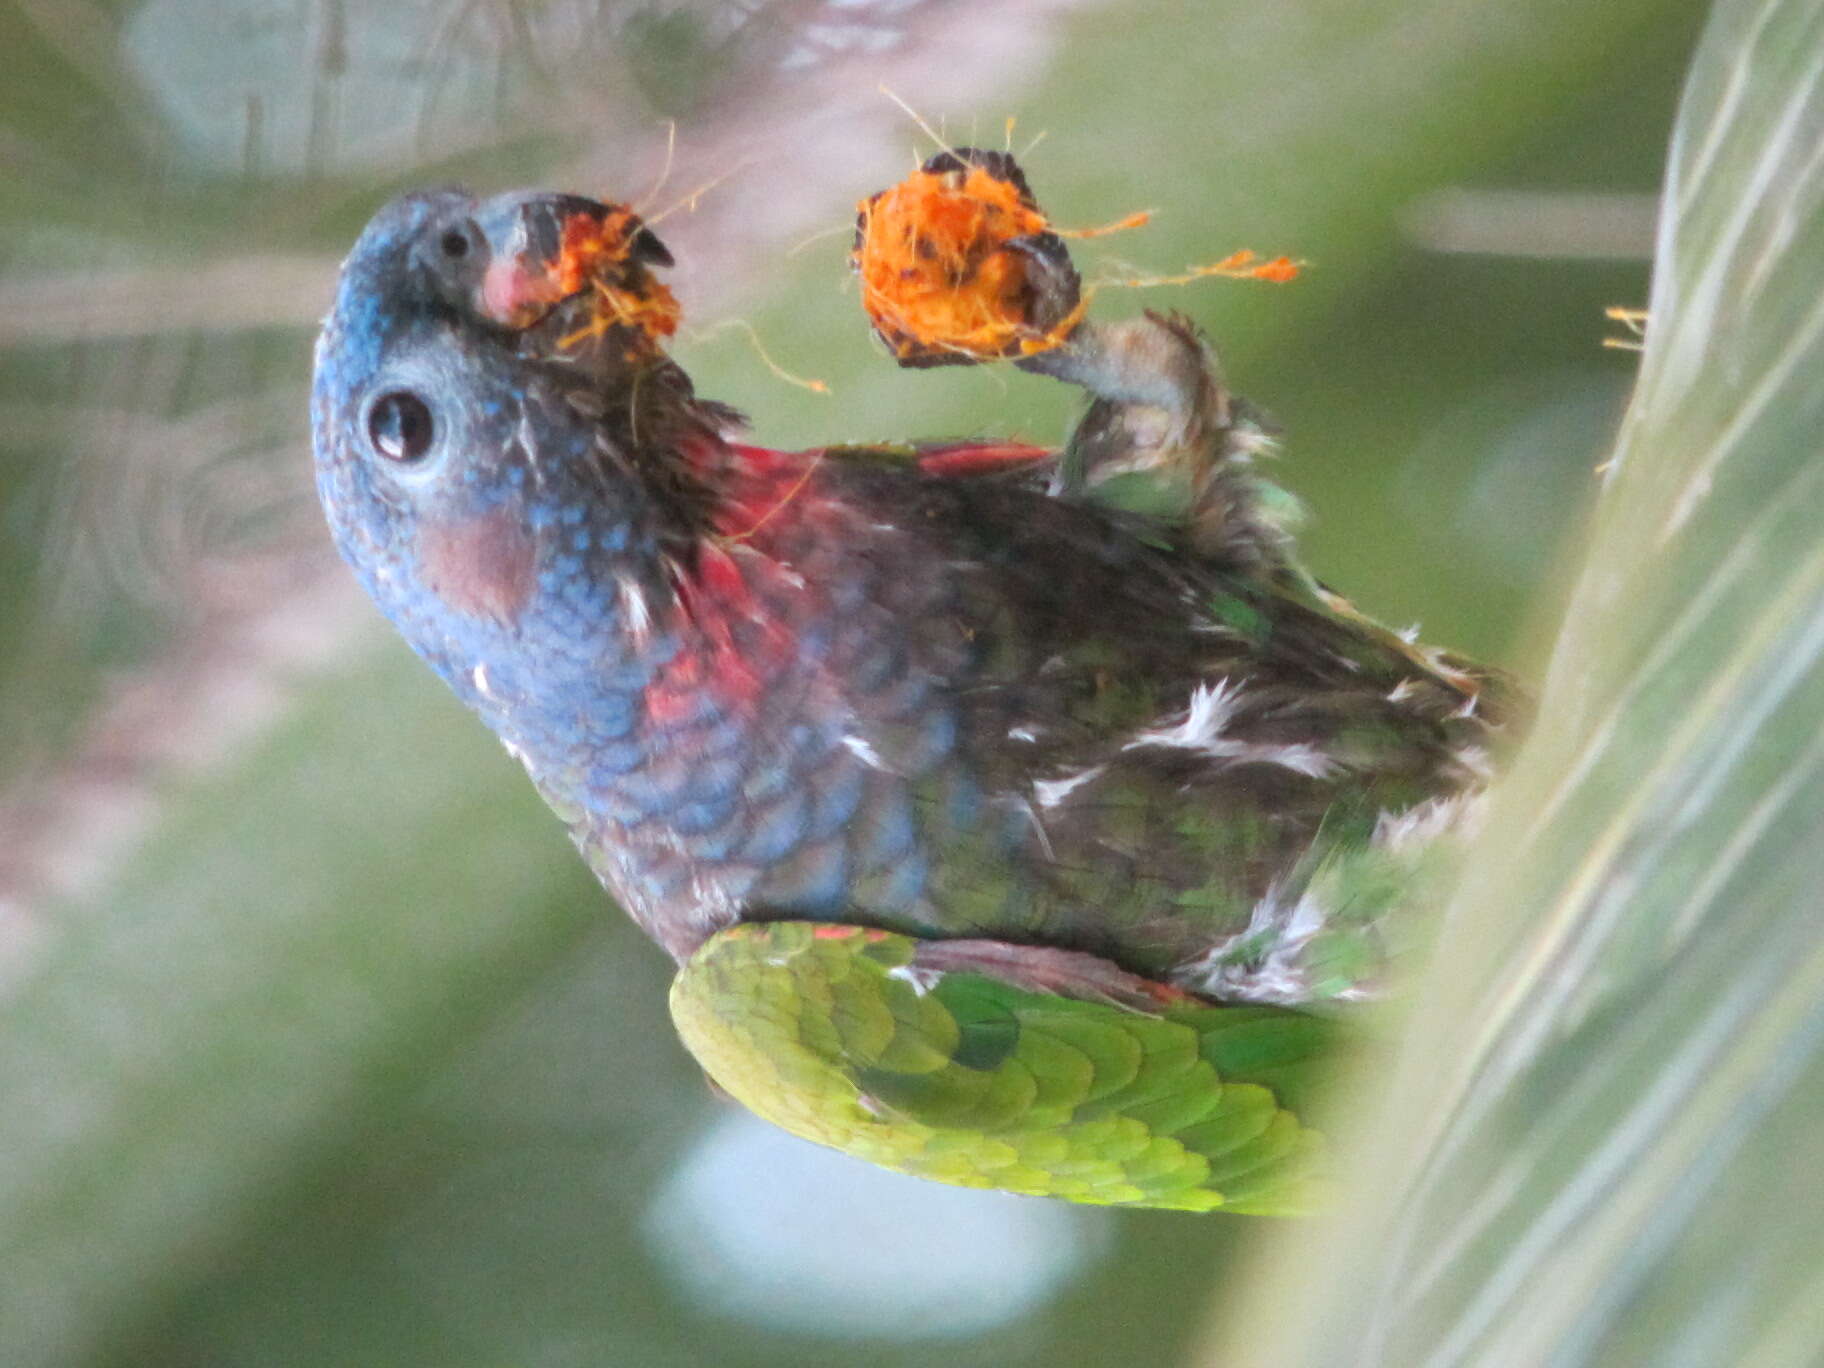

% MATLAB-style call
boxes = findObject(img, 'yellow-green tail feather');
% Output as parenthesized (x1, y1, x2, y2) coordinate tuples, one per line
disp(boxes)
(671, 922, 1337, 1214)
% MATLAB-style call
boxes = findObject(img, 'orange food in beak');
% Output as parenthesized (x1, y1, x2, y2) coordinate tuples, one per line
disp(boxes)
(548, 207, 682, 361)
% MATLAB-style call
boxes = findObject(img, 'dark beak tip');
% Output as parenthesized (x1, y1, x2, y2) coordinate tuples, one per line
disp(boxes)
(474, 190, 671, 274)
(634, 226, 674, 268)
(465, 190, 676, 331)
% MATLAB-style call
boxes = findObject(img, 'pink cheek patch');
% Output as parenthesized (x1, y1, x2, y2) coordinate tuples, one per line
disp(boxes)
(417, 508, 538, 624)
(479, 257, 561, 329)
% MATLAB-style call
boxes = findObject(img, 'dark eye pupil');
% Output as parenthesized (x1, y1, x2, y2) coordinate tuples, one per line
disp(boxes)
(368, 391, 434, 463)
(440, 229, 470, 259)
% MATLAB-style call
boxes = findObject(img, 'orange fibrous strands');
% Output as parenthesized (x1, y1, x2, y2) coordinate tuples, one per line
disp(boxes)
(1057, 209, 1152, 240)
(1111, 249, 1302, 289)
(854, 163, 1084, 362)
(551, 208, 682, 357)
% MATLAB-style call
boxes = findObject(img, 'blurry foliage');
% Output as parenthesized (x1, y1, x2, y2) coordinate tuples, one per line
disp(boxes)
(0, 2, 1726, 1365)
(1221, 0, 1824, 1361)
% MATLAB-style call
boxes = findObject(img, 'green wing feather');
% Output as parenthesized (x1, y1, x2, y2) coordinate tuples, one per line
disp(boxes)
(670, 921, 1339, 1213)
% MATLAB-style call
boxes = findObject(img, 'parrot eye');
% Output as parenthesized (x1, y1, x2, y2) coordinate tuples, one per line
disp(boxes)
(368, 391, 435, 463)
(439, 228, 471, 259)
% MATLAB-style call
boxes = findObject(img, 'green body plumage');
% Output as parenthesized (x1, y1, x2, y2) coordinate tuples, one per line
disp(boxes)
(673, 922, 1337, 1213)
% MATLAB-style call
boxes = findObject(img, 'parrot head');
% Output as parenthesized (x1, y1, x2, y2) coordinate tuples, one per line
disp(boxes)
(309, 188, 728, 707)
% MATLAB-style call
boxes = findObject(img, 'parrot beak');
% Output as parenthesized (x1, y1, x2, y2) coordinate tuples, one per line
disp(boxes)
(468, 191, 674, 331)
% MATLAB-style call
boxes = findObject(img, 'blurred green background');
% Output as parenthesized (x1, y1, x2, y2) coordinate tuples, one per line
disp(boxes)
(0, 3, 1704, 1365)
